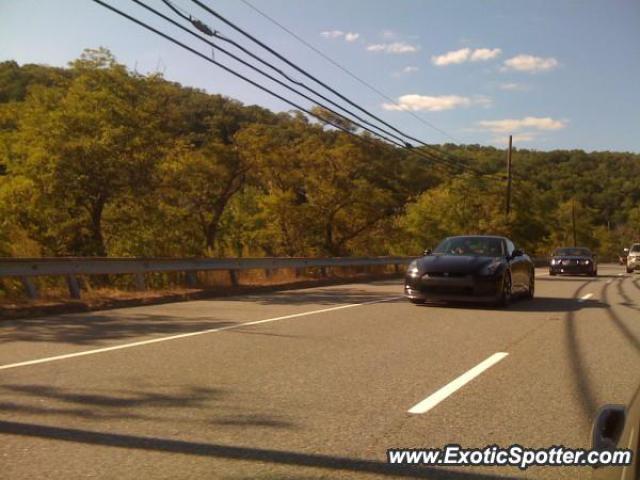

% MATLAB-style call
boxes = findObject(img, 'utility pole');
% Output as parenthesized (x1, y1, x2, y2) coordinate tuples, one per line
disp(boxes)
(572, 199, 577, 247)
(506, 135, 512, 218)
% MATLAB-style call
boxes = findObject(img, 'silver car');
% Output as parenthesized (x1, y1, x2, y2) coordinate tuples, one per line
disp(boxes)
(626, 243, 640, 274)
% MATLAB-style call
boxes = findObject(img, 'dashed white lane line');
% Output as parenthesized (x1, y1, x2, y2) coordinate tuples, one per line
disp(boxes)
(0, 296, 403, 372)
(407, 352, 509, 415)
(578, 293, 594, 303)
(606, 279, 613, 285)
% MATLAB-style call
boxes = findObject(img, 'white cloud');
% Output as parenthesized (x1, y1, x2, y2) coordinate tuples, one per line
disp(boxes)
(321, 30, 344, 39)
(470, 48, 502, 61)
(432, 47, 501, 66)
(403, 66, 419, 73)
(367, 41, 419, 54)
(477, 116, 567, 133)
(382, 94, 486, 112)
(382, 30, 395, 39)
(473, 95, 493, 108)
(499, 82, 528, 91)
(431, 48, 470, 66)
(493, 132, 538, 145)
(345, 32, 360, 42)
(502, 54, 559, 72)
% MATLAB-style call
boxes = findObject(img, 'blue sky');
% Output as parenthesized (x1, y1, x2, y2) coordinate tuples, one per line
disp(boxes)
(2, 0, 639, 152)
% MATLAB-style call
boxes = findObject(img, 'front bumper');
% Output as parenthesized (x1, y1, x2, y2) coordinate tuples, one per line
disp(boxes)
(627, 257, 640, 270)
(404, 273, 502, 304)
(549, 262, 594, 275)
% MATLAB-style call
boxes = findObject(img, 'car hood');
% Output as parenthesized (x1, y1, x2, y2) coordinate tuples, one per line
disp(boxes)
(417, 255, 500, 274)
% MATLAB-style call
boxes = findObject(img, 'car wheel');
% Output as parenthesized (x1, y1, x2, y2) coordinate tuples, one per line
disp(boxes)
(627, 267, 633, 274)
(549, 270, 556, 276)
(525, 272, 535, 299)
(410, 298, 425, 305)
(498, 272, 512, 307)
(591, 269, 598, 277)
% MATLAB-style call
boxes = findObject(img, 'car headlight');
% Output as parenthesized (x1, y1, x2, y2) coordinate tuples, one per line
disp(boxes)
(407, 260, 420, 276)
(581, 259, 591, 265)
(551, 258, 560, 265)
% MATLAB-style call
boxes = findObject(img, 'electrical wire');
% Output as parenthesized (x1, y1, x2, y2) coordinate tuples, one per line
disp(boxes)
(188, 0, 508, 178)
(238, 0, 464, 145)
(147, 0, 475, 172)
(91, 0, 463, 177)
(189, 1, 465, 157)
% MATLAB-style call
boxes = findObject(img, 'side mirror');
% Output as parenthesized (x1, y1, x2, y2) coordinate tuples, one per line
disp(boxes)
(591, 405, 626, 455)
(511, 249, 523, 258)
(624, 248, 629, 253)
(423, 248, 432, 256)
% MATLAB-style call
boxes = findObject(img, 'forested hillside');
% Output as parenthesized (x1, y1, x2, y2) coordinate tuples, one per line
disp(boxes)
(1, 49, 639, 260)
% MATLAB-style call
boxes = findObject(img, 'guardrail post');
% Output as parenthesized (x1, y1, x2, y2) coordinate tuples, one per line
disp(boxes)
(394, 264, 400, 273)
(320, 266, 328, 277)
(134, 273, 146, 291)
(185, 271, 198, 288)
(264, 268, 272, 279)
(20, 277, 38, 300)
(66, 275, 81, 299)
(295, 267, 303, 278)
(228, 270, 239, 287)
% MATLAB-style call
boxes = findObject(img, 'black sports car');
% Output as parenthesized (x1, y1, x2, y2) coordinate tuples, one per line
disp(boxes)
(404, 235, 535, 307)
(548, 247, 597, 276)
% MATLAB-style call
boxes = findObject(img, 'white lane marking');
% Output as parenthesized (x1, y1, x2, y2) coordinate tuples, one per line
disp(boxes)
(407, 352, 508, 415)
(606, 279, 613, 285)
(0, 296, 403, 371)
(618, 273, 624, 277)
(535, 272, 549, 277)
(578, 293, 593, 303)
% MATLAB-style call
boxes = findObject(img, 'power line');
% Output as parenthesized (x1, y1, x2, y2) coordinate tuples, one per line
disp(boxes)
(91, 0, 463, 176)
(153, 1, 480, 173)
(188, 0, 507, 179)
(238, 0, 463, 145)
(145, 1, 488, 175)
(137, 0, 414, 149)
(189, 0, 460, 156)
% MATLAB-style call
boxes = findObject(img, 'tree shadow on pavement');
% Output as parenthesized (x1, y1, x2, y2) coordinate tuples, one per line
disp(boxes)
(234, 287, 403, 307)
(0, 419, 522, 480)
(0, 313, 237, 345)
(0, 383, 224, 422)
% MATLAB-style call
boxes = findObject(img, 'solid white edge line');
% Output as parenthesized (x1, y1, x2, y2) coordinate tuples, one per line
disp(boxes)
(407, 352, 509, 415)
(0, 296, 403, 371)
(578, 293, 594, 303)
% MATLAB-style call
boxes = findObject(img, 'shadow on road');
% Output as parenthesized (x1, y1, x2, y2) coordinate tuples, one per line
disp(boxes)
(0, 313, 237, 345)
(564, 281, 600, 421)
(0, 384, 224, 422)
(0, 419, 521, 480)
(604, 281, 640, 353)
(231, 286, 404, 307)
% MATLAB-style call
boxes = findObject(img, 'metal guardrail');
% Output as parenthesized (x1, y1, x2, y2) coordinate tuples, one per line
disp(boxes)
(0, 256, 417, 300)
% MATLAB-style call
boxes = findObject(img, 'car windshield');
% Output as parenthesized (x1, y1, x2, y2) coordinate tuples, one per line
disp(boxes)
(631, 244, 640, 253)
(433, 237, 504, 257)
(553, 247, 592, 256)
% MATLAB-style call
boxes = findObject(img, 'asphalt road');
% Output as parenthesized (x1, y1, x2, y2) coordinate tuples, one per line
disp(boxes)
(1, 264, 638, 479)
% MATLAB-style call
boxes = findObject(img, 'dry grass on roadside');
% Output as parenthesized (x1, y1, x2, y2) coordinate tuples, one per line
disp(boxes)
(0, 265, 402, 315)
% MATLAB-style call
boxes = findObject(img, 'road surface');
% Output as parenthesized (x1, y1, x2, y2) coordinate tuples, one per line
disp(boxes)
(0, 264, 638, 479)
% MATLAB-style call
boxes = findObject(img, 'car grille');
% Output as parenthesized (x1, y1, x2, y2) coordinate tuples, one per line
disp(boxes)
(422, 285, 473, 295)
(425, 272, 468, 278)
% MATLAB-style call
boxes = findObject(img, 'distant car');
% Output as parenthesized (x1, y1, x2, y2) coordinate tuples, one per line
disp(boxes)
(404, 235, 535, 307)
(549, 247, 597, 276)
(626, 243, 640, 273)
